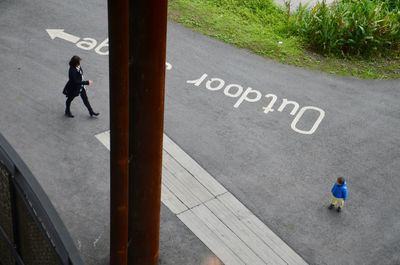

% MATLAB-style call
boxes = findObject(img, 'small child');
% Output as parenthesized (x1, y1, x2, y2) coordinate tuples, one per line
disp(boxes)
(328, 177, 348, 212)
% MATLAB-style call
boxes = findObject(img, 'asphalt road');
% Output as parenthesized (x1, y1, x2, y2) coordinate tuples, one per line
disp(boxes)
(1, 0, 400, 264)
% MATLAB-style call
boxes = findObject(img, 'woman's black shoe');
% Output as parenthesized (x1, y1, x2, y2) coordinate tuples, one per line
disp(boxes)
(90, 112, 100, 117)
(65, 112, 74, 118)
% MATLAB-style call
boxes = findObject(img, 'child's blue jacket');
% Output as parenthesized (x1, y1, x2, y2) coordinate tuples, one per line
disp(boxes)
(331, 181, 348, 200)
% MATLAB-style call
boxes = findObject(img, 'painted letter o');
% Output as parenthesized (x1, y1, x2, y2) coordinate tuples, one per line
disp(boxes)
(224, 84, 243, 98)
(291, 106, 325, 135)
(206, 78, 225, 91)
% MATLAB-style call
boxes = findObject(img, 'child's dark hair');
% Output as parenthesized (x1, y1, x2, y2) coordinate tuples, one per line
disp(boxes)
(69, 55, 81, 67)
(337, 177, 345, 184)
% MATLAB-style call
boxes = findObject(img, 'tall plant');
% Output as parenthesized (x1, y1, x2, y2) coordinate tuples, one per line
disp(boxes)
(289, 0, 400, 56)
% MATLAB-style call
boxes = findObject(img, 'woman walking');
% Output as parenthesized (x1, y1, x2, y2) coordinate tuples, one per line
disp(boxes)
(64, 55, 99, 118)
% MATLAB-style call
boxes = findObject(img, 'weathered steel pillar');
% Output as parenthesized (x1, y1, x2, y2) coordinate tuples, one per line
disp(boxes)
(108, 0, 129, 264)
(128, 0, 168, 264)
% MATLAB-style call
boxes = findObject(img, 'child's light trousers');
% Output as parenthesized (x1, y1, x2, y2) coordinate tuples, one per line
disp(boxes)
(330, 197, 344, 208)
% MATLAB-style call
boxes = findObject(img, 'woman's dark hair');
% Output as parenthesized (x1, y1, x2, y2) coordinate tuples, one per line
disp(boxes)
(69, 55, 81, 67)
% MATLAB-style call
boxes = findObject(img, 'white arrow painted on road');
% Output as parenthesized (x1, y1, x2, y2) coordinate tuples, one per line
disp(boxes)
(45, 28, 172, 66)
(46, 29, 80, 44)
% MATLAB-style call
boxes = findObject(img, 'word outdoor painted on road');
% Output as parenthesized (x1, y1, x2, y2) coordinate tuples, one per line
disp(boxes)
(187, 74, 325, 135)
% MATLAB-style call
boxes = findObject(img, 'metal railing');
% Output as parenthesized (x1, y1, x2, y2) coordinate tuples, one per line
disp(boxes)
(0, 133, 84, 265)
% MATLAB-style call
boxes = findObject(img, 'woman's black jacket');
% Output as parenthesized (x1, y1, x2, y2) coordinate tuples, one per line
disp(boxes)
(63, 66, 89, 97)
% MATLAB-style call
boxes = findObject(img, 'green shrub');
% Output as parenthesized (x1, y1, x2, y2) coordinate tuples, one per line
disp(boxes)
(289, 0, 400, 56)
(379, 0, 400, 11)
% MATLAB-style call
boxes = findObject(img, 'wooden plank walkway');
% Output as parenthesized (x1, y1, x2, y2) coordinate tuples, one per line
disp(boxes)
(96, 131, 308, 265)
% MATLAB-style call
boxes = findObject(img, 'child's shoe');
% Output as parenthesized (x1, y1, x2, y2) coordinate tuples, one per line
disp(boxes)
(328, 204, 334, 210)
(337, 207, 342, 212)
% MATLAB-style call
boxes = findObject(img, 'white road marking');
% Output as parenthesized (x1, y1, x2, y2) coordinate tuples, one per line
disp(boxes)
(95, 130, 110, 150)
(95, 131, 308, 265)
(46, 28, 174, 67)
(46, 27, 324, 136)
(46, 29, 80, 43)
(93, 232, 103, 247)
(186, 73, 326, 135)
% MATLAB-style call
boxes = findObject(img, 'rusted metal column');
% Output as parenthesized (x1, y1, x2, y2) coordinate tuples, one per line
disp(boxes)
(108, 1, 129, 264)
(127, 0, 168, 264)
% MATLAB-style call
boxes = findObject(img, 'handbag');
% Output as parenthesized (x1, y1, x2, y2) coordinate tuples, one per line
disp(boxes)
(62, 81, 70, 96)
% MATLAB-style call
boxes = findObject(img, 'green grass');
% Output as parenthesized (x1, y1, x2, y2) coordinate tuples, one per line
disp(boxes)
(168, 0, 400, 79)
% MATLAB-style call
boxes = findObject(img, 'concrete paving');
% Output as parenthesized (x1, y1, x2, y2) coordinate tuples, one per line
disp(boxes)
(274, 0, 334, 9)
(1, 0, 400, 264)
